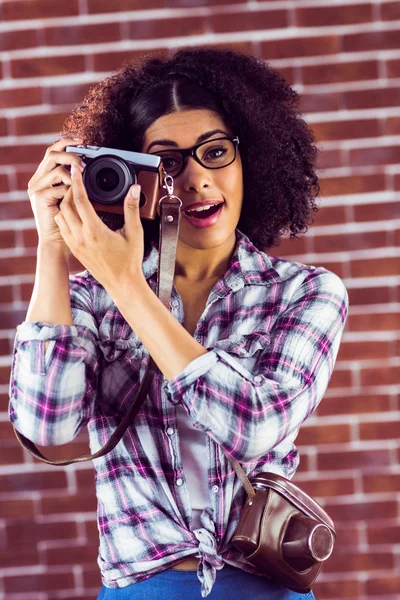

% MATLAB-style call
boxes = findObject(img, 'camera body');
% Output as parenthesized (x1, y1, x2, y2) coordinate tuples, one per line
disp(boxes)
(65, 145, 162, 226)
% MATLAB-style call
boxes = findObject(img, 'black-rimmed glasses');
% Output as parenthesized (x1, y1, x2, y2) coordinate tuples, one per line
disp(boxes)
(150, 136, 240, 178)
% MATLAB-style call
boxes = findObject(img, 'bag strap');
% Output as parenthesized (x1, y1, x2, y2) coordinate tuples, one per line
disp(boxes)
(224, 453, 256, 498)
(13, 195, 182, 466)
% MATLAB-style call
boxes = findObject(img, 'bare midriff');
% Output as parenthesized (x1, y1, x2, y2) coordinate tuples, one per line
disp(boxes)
(171, 557, 200, 570)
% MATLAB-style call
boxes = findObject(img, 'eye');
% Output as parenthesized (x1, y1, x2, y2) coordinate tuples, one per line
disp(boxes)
(161, 156, 180, 168)
(202, 145, 229, 162)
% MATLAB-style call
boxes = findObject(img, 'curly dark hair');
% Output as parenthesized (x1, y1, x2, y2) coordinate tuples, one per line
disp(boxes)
(61, 47, 319, 250)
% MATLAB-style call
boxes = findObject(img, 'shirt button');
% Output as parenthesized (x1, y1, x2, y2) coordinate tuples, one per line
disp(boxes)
(171, 300, 179, 308)
(212, 485, 219, 493)
(166, 427, 174, 436)
(253, 375, 263, 384)
(176, 478, 184, 486)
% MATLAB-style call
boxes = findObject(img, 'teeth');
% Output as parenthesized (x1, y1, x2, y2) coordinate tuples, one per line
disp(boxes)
(186, 203, 220, 213)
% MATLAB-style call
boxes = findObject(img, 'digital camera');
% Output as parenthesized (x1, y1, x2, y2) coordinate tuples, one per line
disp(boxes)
(65, 145, 162, 229)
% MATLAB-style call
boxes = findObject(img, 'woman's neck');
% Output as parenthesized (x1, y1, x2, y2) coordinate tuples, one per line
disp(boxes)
(174, 233, 236, 283)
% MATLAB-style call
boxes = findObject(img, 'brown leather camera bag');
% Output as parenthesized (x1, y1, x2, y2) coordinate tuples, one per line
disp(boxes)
(227, 460, 335, 593)
(13, 184, 335, 592)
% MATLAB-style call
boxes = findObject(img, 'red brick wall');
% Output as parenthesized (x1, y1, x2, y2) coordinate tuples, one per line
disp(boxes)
(1, 1, 399, 599)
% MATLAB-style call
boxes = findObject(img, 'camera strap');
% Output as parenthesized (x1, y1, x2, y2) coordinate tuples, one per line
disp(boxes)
(13, 172, 183, 466)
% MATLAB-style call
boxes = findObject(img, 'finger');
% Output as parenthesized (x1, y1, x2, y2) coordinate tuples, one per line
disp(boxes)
(54, 209, 72, 241)
(70, 164, 99, 226)
(30, 165, 73, 196)
(34, 137, 82, 176)
(123, 184, 142, 239)
(34, 151, 85, 181)
(59, 186, 83, 231)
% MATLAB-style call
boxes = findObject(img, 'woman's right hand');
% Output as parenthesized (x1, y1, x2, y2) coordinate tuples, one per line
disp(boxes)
(27, 138, 85, 247)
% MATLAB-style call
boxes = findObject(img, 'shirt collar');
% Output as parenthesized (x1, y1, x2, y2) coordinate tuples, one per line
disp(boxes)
(141, 228, 281, 294)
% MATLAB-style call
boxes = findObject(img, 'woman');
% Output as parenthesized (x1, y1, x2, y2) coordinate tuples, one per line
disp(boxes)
(9, 48, 348, 599)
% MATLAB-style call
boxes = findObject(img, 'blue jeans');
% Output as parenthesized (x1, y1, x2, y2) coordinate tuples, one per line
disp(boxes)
(97, 565, 316, 599)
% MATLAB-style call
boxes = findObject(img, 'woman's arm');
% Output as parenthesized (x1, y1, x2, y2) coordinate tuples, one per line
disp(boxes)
(108, 269, 348, 464)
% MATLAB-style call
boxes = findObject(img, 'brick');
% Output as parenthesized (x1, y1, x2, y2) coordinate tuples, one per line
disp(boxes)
(367, 576, 400, 595)
(295, 452, 310, 473)
(260, 35, 340, 61)
(32, 439, 92, 465)
(325, 500, 398, 524)
(45, 22, 120, 46)
(0, 255, 36, 277)
(0, 392, 10, 412)
(347, 312, 400, 332)
(0, 86, 42, 109)
(313, 261, 345, 279)
(361, 366, 399, 386)
(338, 340, 391, 361)
(14, 111, 70, 136)
(334, 523, 361, 548)
(87, 0, 164, 12)
(354, 201, 400, 222)
(0, 200, 34, 220)
(0, 117, 8, 136)
(6, 520, 78, 549)
(311, 118, 380, 142)
(274, 235, 308, 257)
(2, 0, 79, 20)
(387, 59, 400, 78)
(93, 48, 167, 73)
(312, 206, 346, 225)
(367, 524, 400, 545)
(347, 286, 392, 306)
(0, 143, 47, 166)
(0, 442, 25, 465)
(363, 473, 400, 493)
(0, 29, 37, 52)
(323, 551, 394, 573)
(0, 230, 15, 249)
(83, 518, 99, 542)
(302, 60, 378, 85)
(0, 337, 12, 355)
(128, 16, 207, 40)
(316, 149, 342, 169)
(327, 368, 352, 388)
(299, 92, 341, 114)
(320, 173, 386, 196)
(0, 498, 35, 519)
(314, 230, 387, 254)
(76, 466, 97, 490)
(386, 116, 400, 135)
(351, 257, 400, 278)
(318, 449, 391, 471)
(44, 542, 97, 566)
(82, 565, 102, 588)
(11, 55, 85, 79)
(16, 168, 36, 191)
(41, 491, 96, 515)
(296, 423, 351, 446)
(48, 82, 92, 106)
(0, 285, 14, 303)
(0, 173, 9, 192)
(22, 229, 39, 248)
(0, 546, 39, 568)
(296, 3, 373, 27)
(211, 9, 287, 33)
(343, 29, 400, 53)
(4, 571, 75, 594)
(0, 364, 11, 385)
(292, 476, 355, 498)
(344, 85, 400, 109)
(312, 579, 362, 599)
(360, 421, 400, 442)
(0, 470, 67, 493)
(382, 1, 400, 20)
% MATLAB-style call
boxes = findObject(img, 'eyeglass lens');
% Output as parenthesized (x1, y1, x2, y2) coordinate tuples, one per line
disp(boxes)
(157, 139, 236, 177)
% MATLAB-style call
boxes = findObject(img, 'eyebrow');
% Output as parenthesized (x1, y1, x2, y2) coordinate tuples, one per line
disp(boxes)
(146, 129, 230, 153)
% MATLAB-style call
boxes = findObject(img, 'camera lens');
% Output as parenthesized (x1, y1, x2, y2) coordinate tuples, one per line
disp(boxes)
(84, 156, 136, 205)
(96, 167, 120, 192)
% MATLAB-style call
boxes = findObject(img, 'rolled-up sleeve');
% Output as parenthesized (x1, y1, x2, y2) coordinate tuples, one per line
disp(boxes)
(164, 270, 348, 463)
(9, 276, 101, 446)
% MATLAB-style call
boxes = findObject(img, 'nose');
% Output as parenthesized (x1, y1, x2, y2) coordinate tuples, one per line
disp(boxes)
(180, 155, 212, 192)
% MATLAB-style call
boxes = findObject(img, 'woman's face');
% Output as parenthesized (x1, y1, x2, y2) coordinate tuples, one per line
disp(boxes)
(142, 109, 243, 251)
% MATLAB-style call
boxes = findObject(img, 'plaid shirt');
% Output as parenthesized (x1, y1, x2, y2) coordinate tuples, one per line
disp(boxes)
(9, 229, 348, 597)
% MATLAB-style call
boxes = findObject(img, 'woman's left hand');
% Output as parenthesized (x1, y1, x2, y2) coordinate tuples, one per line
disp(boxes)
(54, 164, 146, 292)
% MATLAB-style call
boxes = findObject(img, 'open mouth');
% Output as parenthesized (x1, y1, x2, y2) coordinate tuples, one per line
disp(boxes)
(184, 203, 223, 219)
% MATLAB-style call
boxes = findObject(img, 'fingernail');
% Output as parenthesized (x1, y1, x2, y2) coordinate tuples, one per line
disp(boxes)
(131, 185, 140, 197)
